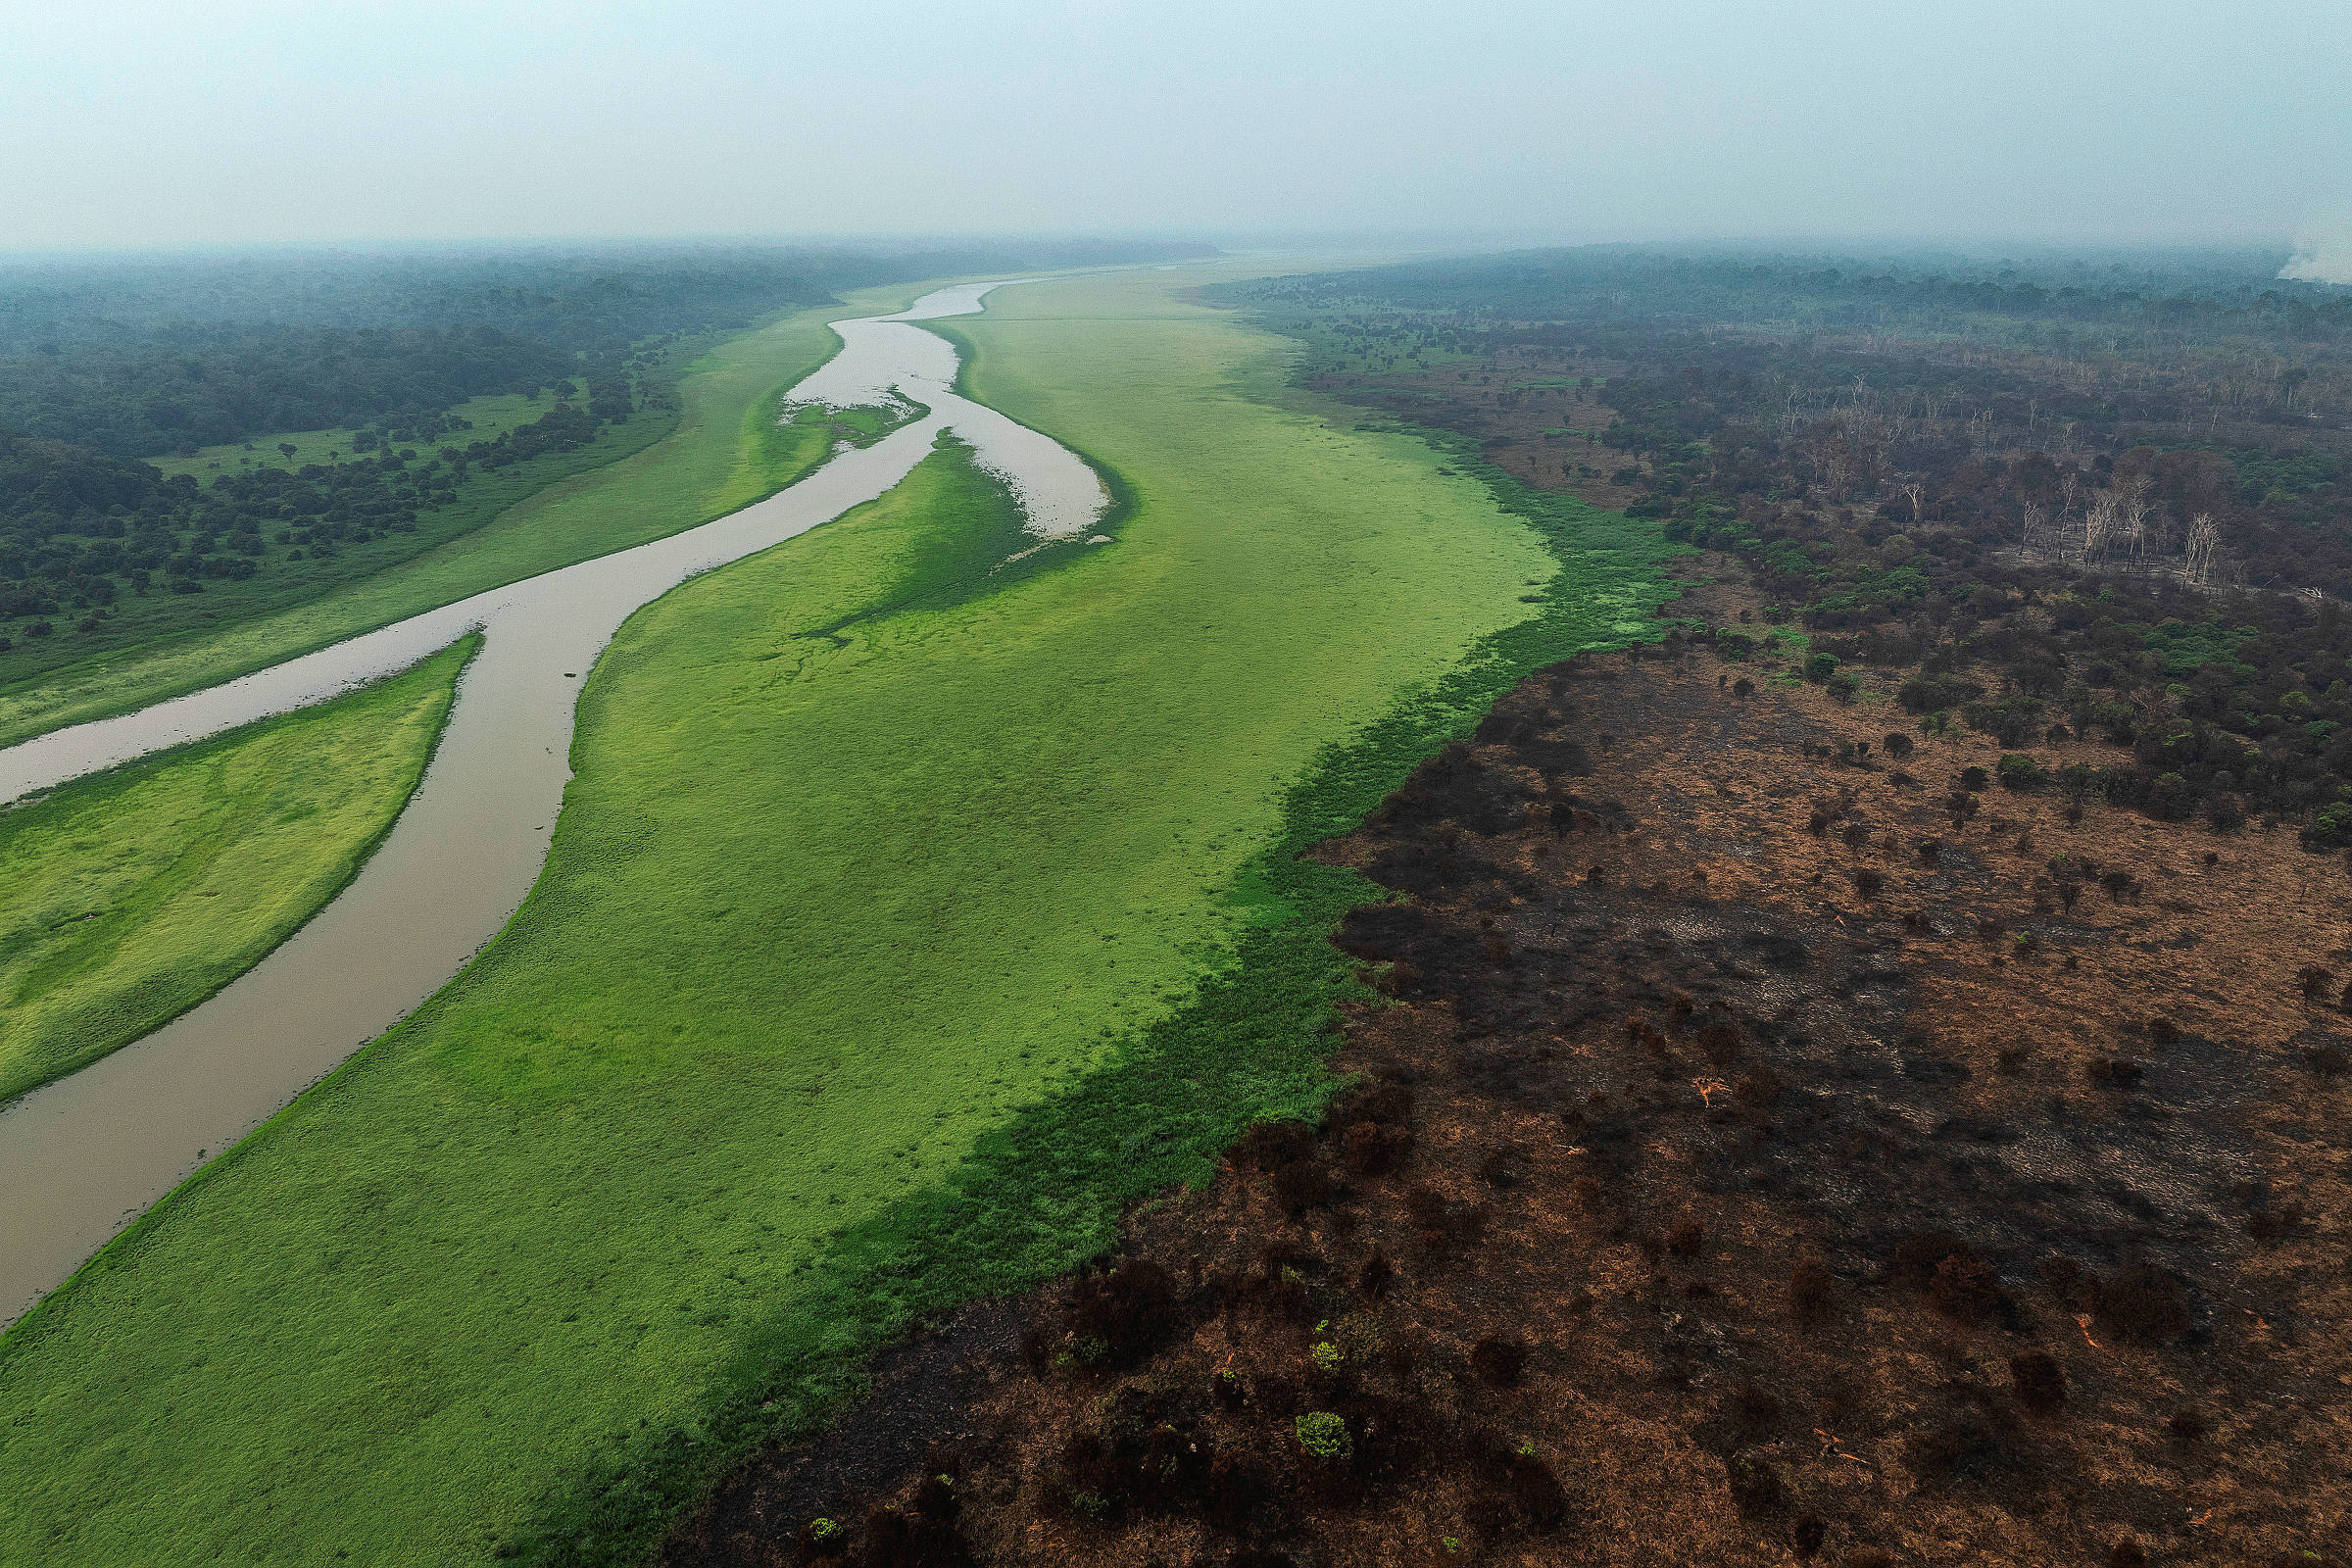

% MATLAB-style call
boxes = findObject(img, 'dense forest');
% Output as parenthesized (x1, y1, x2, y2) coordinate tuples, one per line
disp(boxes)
(1222, 246, 2352, 842)
(0, 240, 1209, 661)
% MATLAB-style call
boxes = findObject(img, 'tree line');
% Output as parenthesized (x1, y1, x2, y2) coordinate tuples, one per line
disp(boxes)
(1223, 245, 2352, 840)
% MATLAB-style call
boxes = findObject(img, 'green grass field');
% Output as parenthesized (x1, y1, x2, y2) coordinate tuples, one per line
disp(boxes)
(0, 266, 1680, 1565)
(145, 389, 569, 481)
(0, 638, 472, 1106)
(0, 292, 896, 749)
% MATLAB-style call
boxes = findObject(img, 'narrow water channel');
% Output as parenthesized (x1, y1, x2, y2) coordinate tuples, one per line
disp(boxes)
(0, 282, 1106, 1326)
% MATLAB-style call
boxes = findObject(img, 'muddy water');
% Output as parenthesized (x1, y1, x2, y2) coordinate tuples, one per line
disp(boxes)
(0, 282, 1106, 1325)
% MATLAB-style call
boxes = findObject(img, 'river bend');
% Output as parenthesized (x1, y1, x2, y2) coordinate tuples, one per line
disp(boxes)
(0, 281, 1105, 1325)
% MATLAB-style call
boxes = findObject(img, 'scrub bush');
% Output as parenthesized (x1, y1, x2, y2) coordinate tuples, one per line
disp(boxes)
(1295, 1411, 1351, 1464)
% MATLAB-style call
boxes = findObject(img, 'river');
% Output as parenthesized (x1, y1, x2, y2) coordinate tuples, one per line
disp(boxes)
(0, 281, 1106, 1326)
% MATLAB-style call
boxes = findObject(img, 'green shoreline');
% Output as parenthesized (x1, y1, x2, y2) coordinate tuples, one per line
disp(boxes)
(514, 406, 1686, 1567)
(0, 633, 480, 1107)
(0, 266, 1679, 1567)
(0, 290, 913, 751)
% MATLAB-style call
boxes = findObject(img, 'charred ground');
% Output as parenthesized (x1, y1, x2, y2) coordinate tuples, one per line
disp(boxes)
(664, 250, 2351, 1568)
(666, 565, 2351, 1567)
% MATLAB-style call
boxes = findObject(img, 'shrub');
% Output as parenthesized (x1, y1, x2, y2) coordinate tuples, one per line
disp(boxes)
(1270, 1159, 1333, 1213)
(1965, 694, 2045, 747)
(1234, 1119, 1315, 1170)
(2095, 1264, 2190, 1344)
(1733, 677, 1756, 698)
(1898, 673, 1983, 713)
(1508, 1451, 1568, 1529)
(1958, 764, 1989, 792)
(1930, 1252, 2003, 1322)
(1728, 1382, 1782, 1436)
(1995, 753, 2045, 791)
(1403, 1185, 1450, 1230)
(2306, 800, 2352, 850)
(1886, 1230, 1973, 1289)
(2037, 1254, 2087, 1303)
(1333, 1077, 1413, 1128)
(1793, 1511, 1829, 1558)
(1342, 1118, 1412, 1175)
(1295, 1411, 1351, 1464)
(1380, 1324, 1432, 1383)
(1726, 1451, 1785, 1517)
(2086, 1056, 2145, 1089)
(861, 1484, 972, 1568)
(1883, 730, 1914, 760)
(1907, 1397, 2026, 1488)
(1851, 867, 1886, 899)
(1471, 1336, 1530, 1387)
(1201, 1450, 1265, 1527)
(1788, 1253, 1835, 1319)
(1066, 1257, 1178, 1366)
(795, 1515, 848, 1561)
(1666, 1217, 1705, 1255)
(1357, 1250, 1395, 1299)
(2008, 1350, 2068, 1414)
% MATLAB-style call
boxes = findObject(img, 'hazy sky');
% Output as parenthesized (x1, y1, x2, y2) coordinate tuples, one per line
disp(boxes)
(5, 0, 2346, 256)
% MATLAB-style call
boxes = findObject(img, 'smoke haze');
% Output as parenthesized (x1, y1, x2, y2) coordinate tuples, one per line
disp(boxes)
(2284, 210, 2352, 284)
(2, 0, 2344, 254)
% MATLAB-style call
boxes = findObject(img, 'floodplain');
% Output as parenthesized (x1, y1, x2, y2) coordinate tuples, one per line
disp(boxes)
(0, 264, 1676, 1566)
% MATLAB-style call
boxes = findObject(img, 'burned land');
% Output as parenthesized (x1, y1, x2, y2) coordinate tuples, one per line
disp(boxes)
(666, 251, 2352, 1567)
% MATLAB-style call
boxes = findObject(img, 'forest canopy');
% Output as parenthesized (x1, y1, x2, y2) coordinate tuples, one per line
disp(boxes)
(1223, 245, 2352, 838)
(0, 239, 1211, 657)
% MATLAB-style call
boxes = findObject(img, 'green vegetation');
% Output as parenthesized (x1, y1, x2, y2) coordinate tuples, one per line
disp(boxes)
(0, 266, 1676, 1565)
(1295, 1412, 1352, 1464)
(147, 389, 571, 479)
(1234, 248, 2352, 836)
(0, 243, 1212, 700)
(0, 385, 666, 690)
(0, 292, 892, 748)
(0, 636, 471, 1105)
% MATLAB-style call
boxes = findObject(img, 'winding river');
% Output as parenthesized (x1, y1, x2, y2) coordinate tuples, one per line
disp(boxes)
(0, 281, 1106, 1326)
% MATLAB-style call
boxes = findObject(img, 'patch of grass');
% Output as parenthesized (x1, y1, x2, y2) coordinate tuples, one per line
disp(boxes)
(0, 397, 669, 699)
(0, 266, 1676, 1566)
(144, 390, 569, 481)
(0, 635, 473, 1106)
(0, 288, 906, 749)
(804, 428, 1110, 642)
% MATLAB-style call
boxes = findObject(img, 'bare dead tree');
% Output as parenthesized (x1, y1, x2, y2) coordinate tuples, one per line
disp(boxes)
(2082, 489, 2120, 563)
(2183, 512, 2222, 587)
(2118, 474, 2152, 561)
